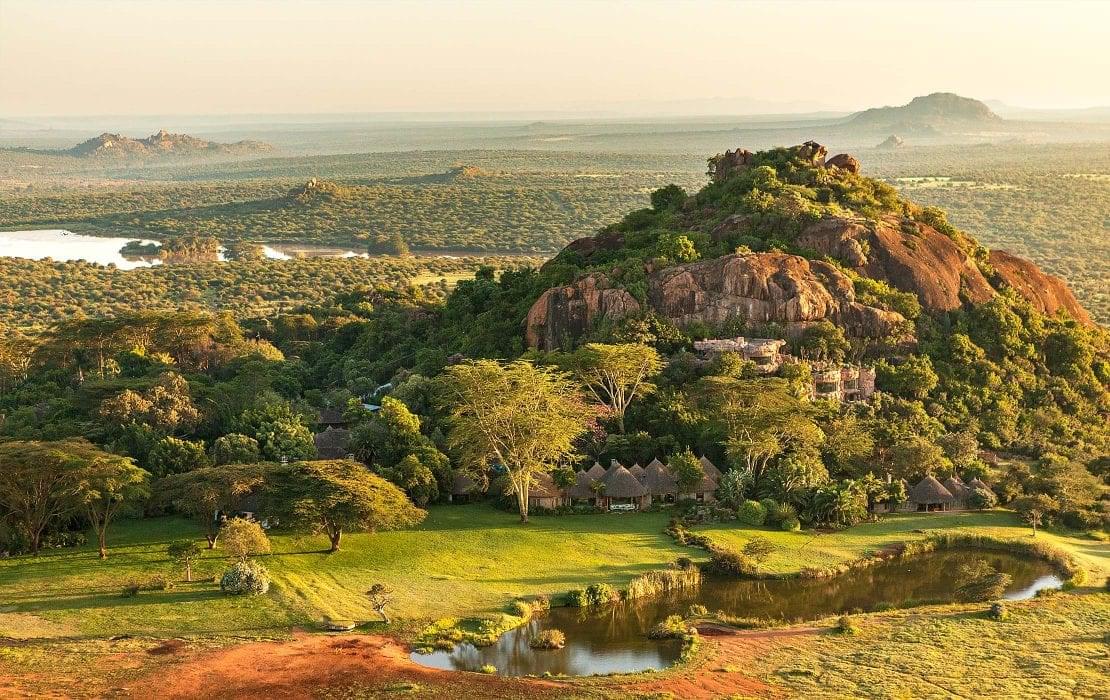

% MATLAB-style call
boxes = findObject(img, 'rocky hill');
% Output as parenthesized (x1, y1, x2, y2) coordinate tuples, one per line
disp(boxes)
(64, 130, 272, 158)
(846, 93, 1002, 132)
(524, 141, 1091, 350)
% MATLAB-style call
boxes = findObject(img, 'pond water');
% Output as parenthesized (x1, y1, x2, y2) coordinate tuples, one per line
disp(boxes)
(0, 229, 466, 267)
(411, 549, 1062, 677)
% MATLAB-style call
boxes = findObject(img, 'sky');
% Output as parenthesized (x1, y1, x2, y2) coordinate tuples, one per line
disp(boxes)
(2, 0, 1109, 118)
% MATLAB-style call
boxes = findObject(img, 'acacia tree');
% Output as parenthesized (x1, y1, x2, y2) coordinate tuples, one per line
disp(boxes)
(0, 440, 147, 556)
(366, 583, 395, 623)
(264, 459, 425, 552)
(440, 360, 587, 523)
(1012, 494, 1058, 536)
(157, 463, 268, 548)
(571, 343, 662, 434)
(72, 447, 150, 559)
(220, 518, 271, 561)
(168, 540, 203, 582)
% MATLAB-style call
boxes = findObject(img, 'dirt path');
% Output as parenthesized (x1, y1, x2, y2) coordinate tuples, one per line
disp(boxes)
(121, 632, 567, 700)
(623, 624, 819, 699)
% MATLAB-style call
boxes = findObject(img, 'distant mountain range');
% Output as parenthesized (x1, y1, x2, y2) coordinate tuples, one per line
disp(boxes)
(62, 130, 273, 158)
(845, 93, 1003, 132)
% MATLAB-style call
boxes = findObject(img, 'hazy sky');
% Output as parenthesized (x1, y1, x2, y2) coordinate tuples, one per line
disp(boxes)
(2, 0, 1108, 117)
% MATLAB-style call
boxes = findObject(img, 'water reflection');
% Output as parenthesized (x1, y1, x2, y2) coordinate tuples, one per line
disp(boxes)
(412, 549, 1061, 677)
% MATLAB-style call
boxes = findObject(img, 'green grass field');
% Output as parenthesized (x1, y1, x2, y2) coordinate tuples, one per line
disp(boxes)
(0, 506, 1105, 644)
(695, 510, 1110, 579)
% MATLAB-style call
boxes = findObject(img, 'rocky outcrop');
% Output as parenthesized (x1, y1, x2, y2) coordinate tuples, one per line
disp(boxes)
(876, 135, 906, 149)
(64, 130, 272, 159)
(553, 229, 626, 266)
(646, 252, 904, 338)
(524, 274, 641, 349)
(524, 253, 905, 349)
(988, 250, 1092, 325)
(798, 216, 995, 312)
(826, 153, 861, 174)
(710, 148, 755, 182)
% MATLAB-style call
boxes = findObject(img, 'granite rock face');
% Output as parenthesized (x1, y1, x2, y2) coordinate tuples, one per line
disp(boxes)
(988, 250, 1092, 325)
(524, 274, 641, 349)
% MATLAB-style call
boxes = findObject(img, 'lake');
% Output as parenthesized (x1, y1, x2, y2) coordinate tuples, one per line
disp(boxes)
(411, 549, 1062, 677)
(0, 229, 468, 267)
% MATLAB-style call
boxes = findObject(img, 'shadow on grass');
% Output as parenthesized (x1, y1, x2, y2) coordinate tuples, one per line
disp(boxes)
(12, 587, 228, 614)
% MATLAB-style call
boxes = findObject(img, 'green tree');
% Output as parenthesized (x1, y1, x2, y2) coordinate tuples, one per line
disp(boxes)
(440, 360, 586, 523)
(220, 518, 271, 561)
(656, 232, 700, 263)
(168, 539, 203, 582)
(264, 459, 425, 552)
(74, 449, 150, 559)
(157, 463, 268, 548)
(1011, 494, 1058, 536)
(212, 434, 261, 465)
(799, 320, 850, 363)
(669, 449, 705, 495)
(147, 436, 210, 478)
(571, 343, 663, 433)
(876, 356, 939, 400)
(742, 536, 775, 564)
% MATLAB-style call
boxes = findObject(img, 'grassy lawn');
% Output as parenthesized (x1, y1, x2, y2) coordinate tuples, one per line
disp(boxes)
(0, 504, 688, 639)
(695, 510, 1110, 580)
(746, 593, 1110, 698)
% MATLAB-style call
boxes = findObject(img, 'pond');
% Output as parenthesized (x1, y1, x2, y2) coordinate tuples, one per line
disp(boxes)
(0, 229, 472, 267)
(411, 549, 1062, 677)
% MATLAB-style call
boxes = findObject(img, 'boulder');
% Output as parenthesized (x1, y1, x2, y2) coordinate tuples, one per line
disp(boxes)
(988, 250, 1092, 325)
(710, 214, 752, 241)
(646, 252, 905, 338)
(798, 215, 995, 312)
(798, 141, 828, 166)
(711, 148, 755, 182)
(826, 153, 861, 174)
(524, 274, 641, 349)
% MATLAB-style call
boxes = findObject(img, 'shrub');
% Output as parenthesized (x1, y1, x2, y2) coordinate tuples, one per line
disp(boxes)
(779, 516, 802, 532)
(220, 518, 271, 561)
(508, 600, 532, 617)
(220, 560, 271, 595)
(529, 629, 566, 650)
(768, 502, 797, 526)
(145, 574, 173, 591)
(988, 602, 1009, 621)
(648, 615, 689, 639)
(835, 615, 859, 635)
(686, 604, 708, 618)
(742, 536, 776, 564)
(121, 581, 140, 598)
(565, 589, 589, 607)
(583, 583, 618, 606)
(759, 498, 780, 521)
(707, 547, 759, 577)
(479, 664, 497, 674)
(737, 500, 767, 526)
(675, 556, 695, 570)
(626, 567, 701, 600)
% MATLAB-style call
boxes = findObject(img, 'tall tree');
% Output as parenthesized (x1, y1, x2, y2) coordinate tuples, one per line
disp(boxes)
(571, 343, 662, 433)
(264, 459, 425, 552)
(73, 447, 150, 559)
(440, 360, 586, 523)
(157, 463, 268, 548)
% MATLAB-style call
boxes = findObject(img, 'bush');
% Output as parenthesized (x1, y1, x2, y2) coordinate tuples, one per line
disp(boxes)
(759, 498, 779, 520)
(508, 600, 532, 617)
(219, 561, 271, 595)
(479, 664, 497, 674)
(835, 615, 859, 635)
(737, 500, 767, 526)
(675, 556, 695, 570)
(583, 583, 619, 606)
(626, 567, 701, 600)
(647, 614, 689, 639)
(565, 589, 589, 607)
(145, 574, 173, 591)
(707, 547, 759, 577)
(988, 602, 1009, 621)
(529, 629, 566, 650)
(686, 604, 708, 618)
(780, 516, 802, 532)
(121, 581, 140, 598)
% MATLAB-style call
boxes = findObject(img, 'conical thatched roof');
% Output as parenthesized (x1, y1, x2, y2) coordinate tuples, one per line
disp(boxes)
(528, 472, 563, 499)
(643, 461, 678, 495)
(967, 477, 995, 496)
(646, 457, 666, 471)
(314, 427, 351, 459)
(909, 475, 954, 504)
(451, 471, 480, 496)
(608, 459, 624, 475)
(629, 463, 646, 481)
(687, 474, 718, 494)
(942, 476, 969, 500)
(586, 462, 607, 480)
(698, 456, 722, 480)
(566, 470, 595, 499)
(603, 464, 648, 498)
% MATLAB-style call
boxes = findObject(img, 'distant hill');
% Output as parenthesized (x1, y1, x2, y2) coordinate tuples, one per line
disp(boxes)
(63, 130, 273, 158)
(846, 93, 1002, 132)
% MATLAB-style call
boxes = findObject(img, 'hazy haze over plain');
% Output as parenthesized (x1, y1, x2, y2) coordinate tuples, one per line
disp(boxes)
(2, 0, 1108, 118)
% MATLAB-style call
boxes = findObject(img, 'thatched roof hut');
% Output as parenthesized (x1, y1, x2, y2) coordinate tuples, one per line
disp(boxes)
(646, 457, 666, 471)
(967, 477, 993, 493)
(908, 475, 954, 508)
(586, 462, 607, 480)
(942, 475, 969, 501)
(643, 460, 678, 496)
(314, 427, 351, 459)
(451, 471, 480, 497)
(566, 470, 596, 500)
(698, 456, 722, 481)
(528, 472, 563, 499)
(629, 463, 646, 481)
(603, 465, 648, 499)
